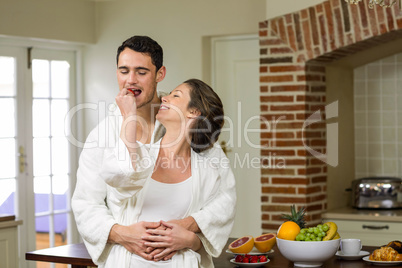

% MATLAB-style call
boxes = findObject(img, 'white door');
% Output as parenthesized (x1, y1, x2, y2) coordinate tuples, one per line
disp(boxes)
(0, 44, 79, 268)
(212, 35, 262, 237)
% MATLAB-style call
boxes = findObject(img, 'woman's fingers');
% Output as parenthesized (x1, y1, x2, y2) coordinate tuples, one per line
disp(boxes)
(144, 241, 166, 248)
(144, 228, 167, 237)
(160, 220, 174, 229)
(162, 251, 177, 261)
(148, 248, 164, 259)
(154, 248, 174, 261)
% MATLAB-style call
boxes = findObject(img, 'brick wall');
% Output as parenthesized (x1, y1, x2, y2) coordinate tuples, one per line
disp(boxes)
(259, 0, 402, 231)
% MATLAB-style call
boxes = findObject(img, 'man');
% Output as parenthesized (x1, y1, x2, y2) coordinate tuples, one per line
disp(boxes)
(71, 35, 236, 266)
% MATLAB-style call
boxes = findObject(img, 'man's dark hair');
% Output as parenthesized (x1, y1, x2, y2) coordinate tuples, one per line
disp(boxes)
(116, 35, 163, 71)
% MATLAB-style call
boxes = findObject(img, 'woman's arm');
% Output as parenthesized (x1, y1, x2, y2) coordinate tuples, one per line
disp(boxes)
(115, 88, 139, 168)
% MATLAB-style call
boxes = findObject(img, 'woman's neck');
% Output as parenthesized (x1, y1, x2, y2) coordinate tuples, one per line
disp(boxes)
(160, 125, 191, 158)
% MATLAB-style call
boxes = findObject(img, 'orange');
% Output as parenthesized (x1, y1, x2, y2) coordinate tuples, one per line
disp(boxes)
(254, 233, 276, 253)
(228, 236, 254, 253)
(277, 221, 300, 241)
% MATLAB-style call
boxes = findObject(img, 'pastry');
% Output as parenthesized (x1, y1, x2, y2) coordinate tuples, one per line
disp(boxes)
(369, 246, 402, 261)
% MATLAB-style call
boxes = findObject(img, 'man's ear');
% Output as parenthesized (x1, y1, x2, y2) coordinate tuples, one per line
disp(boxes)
(187, 108, 201, 119)
(156, 66, 166, 83)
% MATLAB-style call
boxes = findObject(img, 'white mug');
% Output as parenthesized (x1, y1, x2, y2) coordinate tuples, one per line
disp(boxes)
(340, 239, 362, 255)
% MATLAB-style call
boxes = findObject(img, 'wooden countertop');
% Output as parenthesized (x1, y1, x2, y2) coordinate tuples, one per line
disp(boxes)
(27, 240, 379, 268)
(322, 207, 402, 222)
(0, 215, 23, 228)
(215, 241, 378, 267)
(26, 243, 96, 267)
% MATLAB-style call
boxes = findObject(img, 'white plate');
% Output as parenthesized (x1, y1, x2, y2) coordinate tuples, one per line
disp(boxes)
(335, 250, 370, 260)
(226, 247, 274, 255)
(230, 258, 270, 267)
(362, 256, 402, 266)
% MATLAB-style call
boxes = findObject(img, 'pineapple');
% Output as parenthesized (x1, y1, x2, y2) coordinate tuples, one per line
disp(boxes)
(281, 204, 306, 229)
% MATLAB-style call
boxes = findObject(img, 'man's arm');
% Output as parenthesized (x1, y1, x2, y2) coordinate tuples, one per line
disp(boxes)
(71, 129, 118, 264)
(189, 145, 237, 257)
(168, 216, 200, 233)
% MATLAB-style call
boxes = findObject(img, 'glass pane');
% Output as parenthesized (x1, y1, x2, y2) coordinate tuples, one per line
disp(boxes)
(0, 98, 16, 138)
(33, 138, 51, 176)
(32, 59, 50, 98)
(34, 176, 51, 223)
(51, 61, 70, 99)
(51, 99, 68, 137)
(52, 137, 69, 175)
(54, 212, 68, 236)
(0, 56, 15, 97)
(0, 138, 16, 178)
(0, 178, 16, 215)
(33, 99, 50, 138)
(52, 175, 69, 196)
(34, 176, 51, 195)
(36, 215, 50, 234)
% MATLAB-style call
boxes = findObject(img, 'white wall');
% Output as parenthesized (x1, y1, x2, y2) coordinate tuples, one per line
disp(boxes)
(0, 0, 95, 43)
(266, 0, 326, 19)
(83, 0, 267, 132)
(83, 0, 328, 132)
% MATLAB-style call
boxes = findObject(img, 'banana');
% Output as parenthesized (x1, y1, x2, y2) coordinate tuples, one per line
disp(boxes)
(332, 232, 340, 240)
(322, 222, 338, 241)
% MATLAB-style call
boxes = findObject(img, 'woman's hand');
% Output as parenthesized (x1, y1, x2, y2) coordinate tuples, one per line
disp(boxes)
(142, 220, 201, 261)
(108, 221, 161, 260)
(116, 88, 139, 160)
(115, 88, 137, 119)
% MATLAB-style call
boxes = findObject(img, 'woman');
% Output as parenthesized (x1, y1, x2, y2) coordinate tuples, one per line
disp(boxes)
(101, 79, 230, 267)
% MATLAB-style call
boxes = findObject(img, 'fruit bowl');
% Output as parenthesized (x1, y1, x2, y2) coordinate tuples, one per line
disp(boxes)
(276, 238, 341, 267)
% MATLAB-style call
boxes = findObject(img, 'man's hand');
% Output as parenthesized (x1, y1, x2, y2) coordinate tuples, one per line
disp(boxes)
(168, 216, 200, 233)
(108, 221, 161, 260)
(142, 221, 201, 261)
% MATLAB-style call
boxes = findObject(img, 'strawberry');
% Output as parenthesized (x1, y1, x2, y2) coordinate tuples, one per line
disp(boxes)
(235, 255, 243, 262)
(250, 256, 259, 263)
(242, 257, 249, 263)
(259, 255, 268, 262)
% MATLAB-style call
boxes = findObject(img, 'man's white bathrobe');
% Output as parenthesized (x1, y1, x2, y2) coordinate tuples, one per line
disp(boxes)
(71, 105, 236, 267)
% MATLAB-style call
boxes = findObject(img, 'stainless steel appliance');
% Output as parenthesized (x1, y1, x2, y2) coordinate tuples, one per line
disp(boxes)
(351, 177, 402, 209)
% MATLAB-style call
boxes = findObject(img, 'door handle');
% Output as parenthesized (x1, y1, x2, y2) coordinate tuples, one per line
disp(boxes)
(362, 224, 389, 230)
(18, 146, 27, 173)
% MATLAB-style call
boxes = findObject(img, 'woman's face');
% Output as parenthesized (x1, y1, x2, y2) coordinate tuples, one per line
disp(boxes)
(156, 83, 194, 125)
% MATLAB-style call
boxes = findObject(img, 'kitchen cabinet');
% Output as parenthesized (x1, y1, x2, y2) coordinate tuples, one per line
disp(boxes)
(323, 219, 402, 246)
(0, 216, 22, 268)
(322, 207, 402, 246)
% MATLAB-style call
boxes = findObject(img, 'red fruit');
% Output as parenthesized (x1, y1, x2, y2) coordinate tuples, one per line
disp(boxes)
(242, 257, 249, 263)
(259, 255, 268, 262)
(229, 236, 254, 253)
(235, 255, 244, 262)
(250, 256, 259, 263)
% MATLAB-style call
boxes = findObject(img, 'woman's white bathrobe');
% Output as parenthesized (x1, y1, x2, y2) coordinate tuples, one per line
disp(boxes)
(71, 106, 236, 268)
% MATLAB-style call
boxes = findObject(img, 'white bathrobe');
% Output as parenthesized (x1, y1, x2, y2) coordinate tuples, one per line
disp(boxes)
(71, 105, 236, 267)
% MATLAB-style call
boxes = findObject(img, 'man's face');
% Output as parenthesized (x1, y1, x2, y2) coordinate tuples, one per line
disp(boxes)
(116, 48, 164, 109)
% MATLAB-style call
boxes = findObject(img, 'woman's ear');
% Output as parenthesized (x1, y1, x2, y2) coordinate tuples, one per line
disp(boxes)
(187, 108, 201, 119)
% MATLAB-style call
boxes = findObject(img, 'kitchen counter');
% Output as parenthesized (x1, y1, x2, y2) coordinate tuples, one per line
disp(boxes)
(0, 215, 22, 268)
(322, 207, 402, 222)
(215, 241, 378, 267)
(322, 207, 402, 246)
